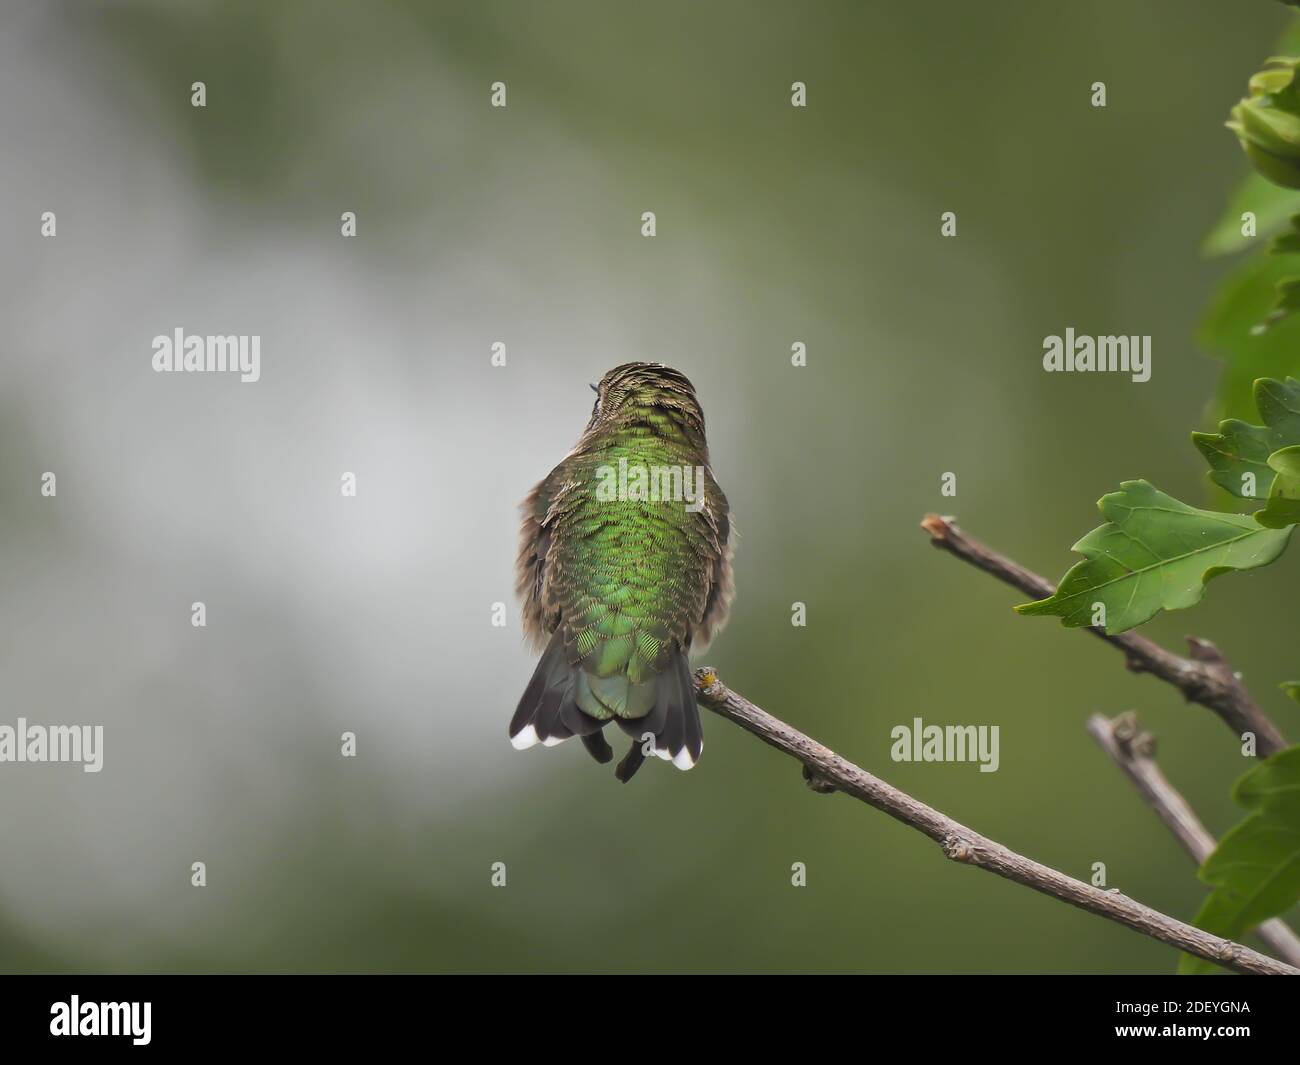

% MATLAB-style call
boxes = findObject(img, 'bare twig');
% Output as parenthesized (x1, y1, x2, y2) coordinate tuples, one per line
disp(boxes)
(694, 669, 1298, 975)
(1087, 711, 1300, 967)
(920, 514, 1289, 758)
(1087, 713, 1217, 859)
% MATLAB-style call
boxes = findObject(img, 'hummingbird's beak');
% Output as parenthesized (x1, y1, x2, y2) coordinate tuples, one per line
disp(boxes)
(589, 382, 598, 393)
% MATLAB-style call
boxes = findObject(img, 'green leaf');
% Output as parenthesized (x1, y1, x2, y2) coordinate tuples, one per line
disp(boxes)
(1270, 213, 1300, 254)
(1198, 257, 1300, 420)
(1235, 215, 1300, 332)
(1203, 176, 1300, 257)
(1265, 275, 1300, 333)
(1278, 15, 1300, 51)
(1283, 682, 1300, 702)
(1258, 445, 1300, 527)
(1015, 480, 1292, 634)
(1202, 13, 1300, 413)
(1179, 745, 1300, 974)
(1192, 377, 1300, 499)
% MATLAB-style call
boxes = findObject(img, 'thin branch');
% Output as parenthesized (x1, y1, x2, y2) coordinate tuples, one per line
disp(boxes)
(1087, 711, 1300, 967)
(693, 669, 1299, 976)
(1087, 713, 1218, 859)
(920, 514, 1289, 758)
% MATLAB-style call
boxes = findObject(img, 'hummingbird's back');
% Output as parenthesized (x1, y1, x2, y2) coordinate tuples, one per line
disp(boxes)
(510, 363, 733, 781)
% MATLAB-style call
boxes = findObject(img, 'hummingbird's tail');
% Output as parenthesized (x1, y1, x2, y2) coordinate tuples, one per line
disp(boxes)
(610, 648, 702, 778)
(508, 631, 603, 752)
(508, 633, 703, 780)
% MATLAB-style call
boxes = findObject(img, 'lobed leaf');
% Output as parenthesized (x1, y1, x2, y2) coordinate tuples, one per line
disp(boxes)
(1257, 445, 1300, 527)
(1192, 377, 1300, 500)
(1016, 480, 1291, 634)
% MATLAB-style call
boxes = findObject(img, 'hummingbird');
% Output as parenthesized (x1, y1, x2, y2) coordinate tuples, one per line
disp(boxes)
(510, 362, 733, 781)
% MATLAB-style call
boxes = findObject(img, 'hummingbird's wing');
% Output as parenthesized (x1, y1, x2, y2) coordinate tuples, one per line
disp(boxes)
(688, 464, 733, 652)
(514, 465, 570, 652)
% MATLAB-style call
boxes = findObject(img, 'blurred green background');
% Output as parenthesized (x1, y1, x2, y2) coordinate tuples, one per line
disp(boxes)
(1, 0, 1298, 973)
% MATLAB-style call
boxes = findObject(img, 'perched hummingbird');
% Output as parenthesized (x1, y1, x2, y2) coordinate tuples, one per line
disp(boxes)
(511, 362, 733, 781)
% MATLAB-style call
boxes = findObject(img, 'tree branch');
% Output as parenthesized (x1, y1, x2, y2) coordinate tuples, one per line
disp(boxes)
(693, 669, 1299, 976)
(920, 514, 1289, 758)
(1087, 711, 1300, 967)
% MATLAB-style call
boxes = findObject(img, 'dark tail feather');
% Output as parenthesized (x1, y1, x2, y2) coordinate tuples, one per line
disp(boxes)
(659, 676, 685, 767)
(509, 636, 557, 740)
(611, 646, 702, 773)
(560, 693, 605, 737)
(581, 730, 613, 764)
(531, 682, 573, 745)
(512, 637, 700, 774)
(615, 740, 647, 782)
(510, 631, 603, 750)
(676, 651, 703, 766)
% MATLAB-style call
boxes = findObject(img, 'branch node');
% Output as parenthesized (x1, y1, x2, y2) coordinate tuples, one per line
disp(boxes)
(693, 666, 721, 697)
(1217, 943, 1242, 965)
(1112, 711, 1139, 745)
(802, 764, 838, 794)
(942, 833, 975, 863)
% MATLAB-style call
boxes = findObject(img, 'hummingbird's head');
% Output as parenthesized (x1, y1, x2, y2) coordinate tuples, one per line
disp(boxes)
(583, 362, 706, 444)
